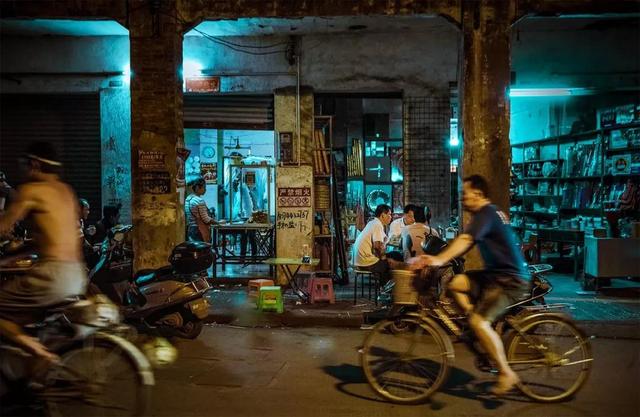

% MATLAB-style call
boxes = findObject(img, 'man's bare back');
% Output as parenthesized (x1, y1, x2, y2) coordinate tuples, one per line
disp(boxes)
(0, 176, 81, 262)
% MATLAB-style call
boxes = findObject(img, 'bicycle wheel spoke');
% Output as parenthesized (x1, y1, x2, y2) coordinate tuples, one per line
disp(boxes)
(362, 319, 450, 404)
(506, 316, 592, 402)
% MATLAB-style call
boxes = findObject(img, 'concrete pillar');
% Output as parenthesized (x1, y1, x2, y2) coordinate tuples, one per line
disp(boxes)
(274, 87, 315, 283)
(460, 0, 514, 268)
(128, 0, 185, 270)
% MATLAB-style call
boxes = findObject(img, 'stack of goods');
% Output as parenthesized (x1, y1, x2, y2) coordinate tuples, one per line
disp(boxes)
(562, 141, 602, 177)
(313, 129, 331, 175)
(315, 184, 331, 210)
(347, 139, 364, 177)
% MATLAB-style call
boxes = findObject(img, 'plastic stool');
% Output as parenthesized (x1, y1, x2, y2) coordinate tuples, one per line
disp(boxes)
(257, 286, 284, 313)
(308, 277, 335, 304)
(353, 268, 379, 305)
(248, 279, 275, 298)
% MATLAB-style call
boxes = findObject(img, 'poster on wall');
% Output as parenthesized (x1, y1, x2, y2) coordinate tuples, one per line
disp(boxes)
(200, 162, 217, 184)
(138, 150, 166, 171)
(278, 132, 294, 164)
(140, 171, 171, 194)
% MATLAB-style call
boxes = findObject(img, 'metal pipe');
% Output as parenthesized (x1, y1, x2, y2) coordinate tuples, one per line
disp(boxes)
(200, 70, 296, 77)
(296, 50, 301, 167)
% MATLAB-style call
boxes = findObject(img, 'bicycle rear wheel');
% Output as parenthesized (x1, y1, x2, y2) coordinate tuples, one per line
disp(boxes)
(44, 335, 152, 416)
(361, 317, 452, 404)
(506, 315, 592, 402)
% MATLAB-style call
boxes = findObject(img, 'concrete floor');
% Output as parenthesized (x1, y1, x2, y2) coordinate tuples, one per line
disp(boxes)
(150, 325, 640, 417)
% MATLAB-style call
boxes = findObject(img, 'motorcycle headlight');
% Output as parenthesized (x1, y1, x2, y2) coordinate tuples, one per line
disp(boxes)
(141, 337, 178, 368)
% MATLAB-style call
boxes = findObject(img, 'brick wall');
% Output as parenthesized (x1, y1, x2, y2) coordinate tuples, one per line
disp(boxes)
(403, 96, 451, 228)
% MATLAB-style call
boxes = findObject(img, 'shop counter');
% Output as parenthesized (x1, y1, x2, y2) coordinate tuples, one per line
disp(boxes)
(583, 237, 640, 291)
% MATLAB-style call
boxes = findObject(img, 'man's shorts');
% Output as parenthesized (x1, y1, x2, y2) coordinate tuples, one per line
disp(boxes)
(465, 270, 530, 322)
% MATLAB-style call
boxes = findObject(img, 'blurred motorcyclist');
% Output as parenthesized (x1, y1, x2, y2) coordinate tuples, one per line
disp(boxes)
(0, 142, 87, 363)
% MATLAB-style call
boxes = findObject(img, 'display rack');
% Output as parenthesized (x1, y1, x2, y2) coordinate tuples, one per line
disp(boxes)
(313, 116, 336, 278)
(510, 119, 640, 235)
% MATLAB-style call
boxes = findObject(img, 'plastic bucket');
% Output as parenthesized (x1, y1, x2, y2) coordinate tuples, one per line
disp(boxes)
(392, 269, 418, 305)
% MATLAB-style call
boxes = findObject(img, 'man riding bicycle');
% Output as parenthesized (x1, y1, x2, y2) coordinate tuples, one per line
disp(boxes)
(0, 142, 87, 364)
(409, 174, 529, 395)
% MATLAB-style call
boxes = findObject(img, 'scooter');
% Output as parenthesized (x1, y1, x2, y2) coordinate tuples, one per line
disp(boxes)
(89, 225, 212, 339)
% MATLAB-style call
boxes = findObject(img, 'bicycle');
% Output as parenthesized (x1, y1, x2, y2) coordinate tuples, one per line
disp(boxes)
(0, 296, 155, 417)
(360, 265, 593, 404)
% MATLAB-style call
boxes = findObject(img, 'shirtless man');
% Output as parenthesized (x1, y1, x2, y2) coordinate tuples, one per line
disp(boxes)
(0, 142, 87, 362)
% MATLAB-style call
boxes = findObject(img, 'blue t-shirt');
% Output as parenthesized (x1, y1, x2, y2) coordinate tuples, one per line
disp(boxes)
(464, 204, 527, 278)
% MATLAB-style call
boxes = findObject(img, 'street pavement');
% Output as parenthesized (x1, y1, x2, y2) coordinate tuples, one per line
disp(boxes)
(204, 273, 640, 339)
(151, 325, 640, 417)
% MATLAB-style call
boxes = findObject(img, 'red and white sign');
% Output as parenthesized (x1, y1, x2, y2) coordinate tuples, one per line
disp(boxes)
(185, 76, 220, 93)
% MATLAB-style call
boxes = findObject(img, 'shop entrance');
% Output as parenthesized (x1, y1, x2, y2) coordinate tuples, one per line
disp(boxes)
(184, 94, 276, 279)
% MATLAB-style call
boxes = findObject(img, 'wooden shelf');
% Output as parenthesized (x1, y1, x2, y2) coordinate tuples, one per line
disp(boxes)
(513, 158, 564, 165)
(607, 146, 640, 154)
(559, 175, 602, 180)
(515, 177, 558, 181)
(314, 234, 333, 238)
(510, 210, 557, 217)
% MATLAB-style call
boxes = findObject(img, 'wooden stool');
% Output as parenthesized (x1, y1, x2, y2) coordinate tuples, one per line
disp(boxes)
(308, 277, 335, 304)
(248, 279, 275, 299)
(257, 286, 284, 313)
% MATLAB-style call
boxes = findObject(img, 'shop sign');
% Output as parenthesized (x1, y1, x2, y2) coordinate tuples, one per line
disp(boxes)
(141, 171, 171, 194)
(200, 162, 217, 184)
(277, 187, 311, 207)
(185, 76, 220, 93)
(138, 151, 166, 171)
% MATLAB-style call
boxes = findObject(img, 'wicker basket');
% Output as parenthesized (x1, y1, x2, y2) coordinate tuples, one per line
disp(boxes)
(315, 184, 331, 210)
(392, 269, 418, 305)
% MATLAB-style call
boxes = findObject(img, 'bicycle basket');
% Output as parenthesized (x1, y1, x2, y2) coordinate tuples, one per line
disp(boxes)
(392, 269, 418, 305)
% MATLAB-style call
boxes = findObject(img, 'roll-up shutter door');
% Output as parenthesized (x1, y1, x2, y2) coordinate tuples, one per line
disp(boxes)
(184, 94, 274, 130)
(0, 94, 101, 223)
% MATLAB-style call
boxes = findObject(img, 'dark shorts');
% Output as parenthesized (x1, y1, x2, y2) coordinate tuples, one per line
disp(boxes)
(465, 270, 530, 322)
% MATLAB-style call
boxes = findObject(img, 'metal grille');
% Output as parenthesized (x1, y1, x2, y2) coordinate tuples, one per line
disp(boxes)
(184, 94, 274, 130)
(403, 96, 451, 226)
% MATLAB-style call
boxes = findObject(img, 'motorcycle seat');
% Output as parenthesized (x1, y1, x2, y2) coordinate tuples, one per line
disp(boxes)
(133, 265, 173, 286)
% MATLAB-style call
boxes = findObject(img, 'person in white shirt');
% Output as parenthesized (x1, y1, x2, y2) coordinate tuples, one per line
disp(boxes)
(387, 204, 416, 246)
(353, 204, 401, 285)
(402, 205, 440, 260)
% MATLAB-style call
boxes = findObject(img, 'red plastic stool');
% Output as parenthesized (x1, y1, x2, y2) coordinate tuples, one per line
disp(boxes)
(308, 277, 335, 304)
(248, 279, 275, 299)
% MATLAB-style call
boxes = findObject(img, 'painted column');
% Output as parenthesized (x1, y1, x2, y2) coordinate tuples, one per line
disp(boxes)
(128, 0, 185, 270)
(460, 0, 514, 268)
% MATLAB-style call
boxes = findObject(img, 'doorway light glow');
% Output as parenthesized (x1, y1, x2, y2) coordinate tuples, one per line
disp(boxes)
(508, 87, 593, 98)
(183, 59, 203, 78)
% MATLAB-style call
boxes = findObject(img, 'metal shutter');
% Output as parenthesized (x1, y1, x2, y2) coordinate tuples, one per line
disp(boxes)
(0, 94, 101, 223)
(184, 94, 274, 130)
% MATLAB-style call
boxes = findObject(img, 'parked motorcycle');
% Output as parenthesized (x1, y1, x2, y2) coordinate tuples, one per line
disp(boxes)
(89, 225, 212, 339)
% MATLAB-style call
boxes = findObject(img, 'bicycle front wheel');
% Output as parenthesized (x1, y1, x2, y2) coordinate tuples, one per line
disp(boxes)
(361, 317, 452, 404)
(506, 315, 592, 402)
(44, 334, 152, 417)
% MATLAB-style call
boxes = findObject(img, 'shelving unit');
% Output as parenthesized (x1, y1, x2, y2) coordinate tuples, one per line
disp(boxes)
(511, 118, 639, 235)
(313, 116, 335, 277)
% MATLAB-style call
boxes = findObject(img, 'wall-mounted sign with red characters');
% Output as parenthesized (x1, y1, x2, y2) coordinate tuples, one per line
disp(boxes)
(185, 76, 220, 93)
(277, 187, 311, 207)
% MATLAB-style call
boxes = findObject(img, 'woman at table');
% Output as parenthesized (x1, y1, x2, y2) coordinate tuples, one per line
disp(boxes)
(185, 177, 218, 243)
(402, 205, 439, 260)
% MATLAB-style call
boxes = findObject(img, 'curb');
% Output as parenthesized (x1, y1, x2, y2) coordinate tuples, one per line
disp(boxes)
(203, 310, 640, 339)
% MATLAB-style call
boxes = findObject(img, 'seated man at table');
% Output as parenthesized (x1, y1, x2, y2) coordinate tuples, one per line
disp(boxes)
(353, 204, 402, 288)
(387, 204, 416, 247)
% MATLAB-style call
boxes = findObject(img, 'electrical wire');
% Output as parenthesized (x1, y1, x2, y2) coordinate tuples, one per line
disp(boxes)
(160, 8, 289, 55)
